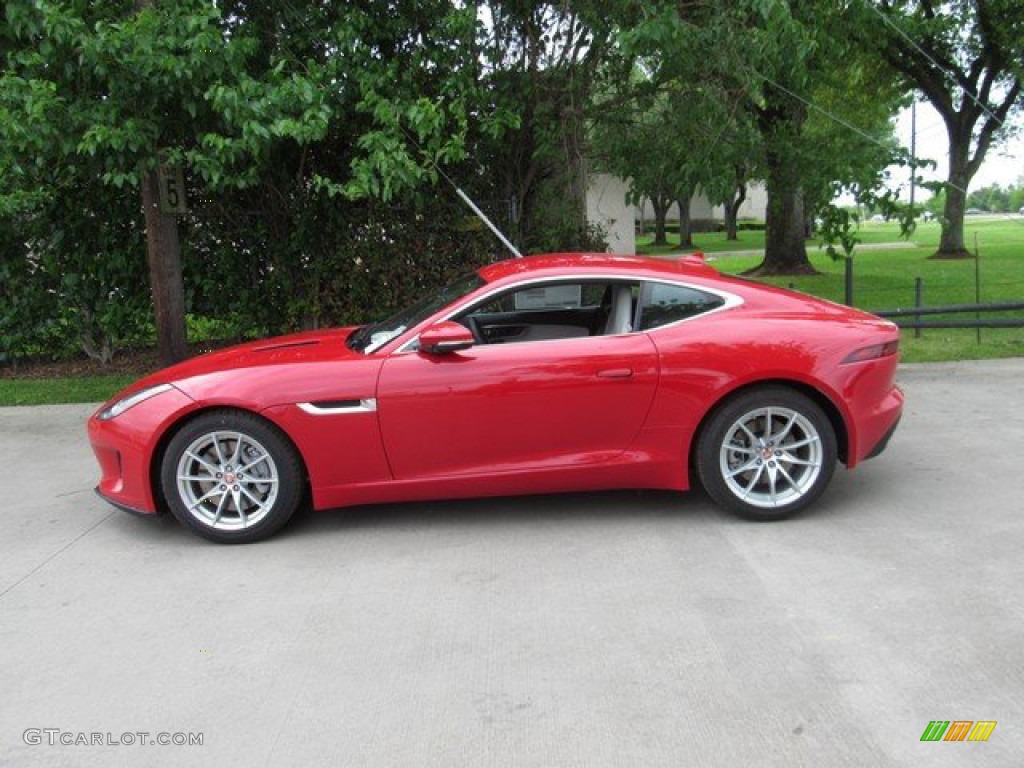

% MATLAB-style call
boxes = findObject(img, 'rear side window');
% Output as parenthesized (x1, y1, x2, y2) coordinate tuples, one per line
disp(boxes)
(637, 282, 725, 331)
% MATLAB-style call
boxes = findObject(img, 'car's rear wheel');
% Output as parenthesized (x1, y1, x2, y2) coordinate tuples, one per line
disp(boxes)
(160, 410, 303, 543)
(697, 387, 837, 521)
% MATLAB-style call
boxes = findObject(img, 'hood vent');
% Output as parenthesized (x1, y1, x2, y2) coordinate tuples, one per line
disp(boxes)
(253, 339, 321, 353)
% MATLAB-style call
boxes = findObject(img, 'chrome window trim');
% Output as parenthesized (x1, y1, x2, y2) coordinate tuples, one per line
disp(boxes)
(297, 398, 378, 415)
(394, 274, 743, 354)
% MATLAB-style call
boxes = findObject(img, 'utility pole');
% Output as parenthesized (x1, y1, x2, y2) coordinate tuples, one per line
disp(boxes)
(909, 100, 917, 210)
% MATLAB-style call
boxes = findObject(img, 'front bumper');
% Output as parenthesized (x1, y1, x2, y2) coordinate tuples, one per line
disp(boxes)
(88, 385, 196, 515)
(94, 487, 163, 518)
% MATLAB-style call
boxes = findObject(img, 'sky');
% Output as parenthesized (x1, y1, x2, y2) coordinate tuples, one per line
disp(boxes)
(888, 100, 1024, 199)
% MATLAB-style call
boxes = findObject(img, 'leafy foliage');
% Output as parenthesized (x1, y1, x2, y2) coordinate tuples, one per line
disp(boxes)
(850, 0, 1024, 255)
(0, 1, 509, 365)
(966, 183, 1024, 213)
(5, 0, 1007, 366)
(614, 0, 908, 273)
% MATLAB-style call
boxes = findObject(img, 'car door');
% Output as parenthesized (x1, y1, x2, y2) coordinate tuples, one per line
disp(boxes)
(376, 328, 660, 481)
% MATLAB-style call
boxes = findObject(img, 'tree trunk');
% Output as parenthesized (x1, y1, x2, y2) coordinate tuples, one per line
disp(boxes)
(934, 137, 972, 258)
(723, 178, 746, 241)
(140, 169, 188, 365)
(761, 183, 813, 274)
(677, 196, 693, 248)
(749, 88, 815, 275)
(651, 195, 670, 246)
(751, 152, 815, 275)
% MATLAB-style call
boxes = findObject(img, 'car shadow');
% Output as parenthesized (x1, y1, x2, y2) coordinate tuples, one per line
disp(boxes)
(103, 476, 863, 546)
(279, 487, 721, 542)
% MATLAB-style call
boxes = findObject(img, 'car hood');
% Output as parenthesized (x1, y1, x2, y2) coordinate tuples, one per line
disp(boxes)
(122, 326, 382, 410)
(165, 327, 361, 377)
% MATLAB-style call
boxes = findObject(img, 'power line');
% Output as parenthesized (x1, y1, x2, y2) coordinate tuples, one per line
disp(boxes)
(756, 72, 894, 151)
(752, 70, 970, 197)
(861, 0, 1005, 128)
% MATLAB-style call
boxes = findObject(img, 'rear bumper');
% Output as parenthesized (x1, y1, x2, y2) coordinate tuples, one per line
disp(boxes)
(850, 384, 904, 467)
(865, 413, 901, 460)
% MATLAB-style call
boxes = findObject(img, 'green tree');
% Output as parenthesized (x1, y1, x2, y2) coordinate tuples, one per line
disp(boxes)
(622, 0, 905, 274)
(799, 57, 908, 260)
(855, 0, 1024, 257)
(923, 187, 946, 217)
(591, 87, 684, 247)
(590, 54, 759, 249)
(1008, 184, 1024, 213)
(464, 1, 619, 253)
(967, 183, 1011, 212)
(1, 1, 487, 364)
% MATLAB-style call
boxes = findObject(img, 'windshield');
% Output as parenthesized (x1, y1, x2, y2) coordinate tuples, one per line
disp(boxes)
(347, 271, 486, 354)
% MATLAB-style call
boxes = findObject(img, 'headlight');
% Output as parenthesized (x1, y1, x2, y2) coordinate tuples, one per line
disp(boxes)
(97, 383, 174, 421)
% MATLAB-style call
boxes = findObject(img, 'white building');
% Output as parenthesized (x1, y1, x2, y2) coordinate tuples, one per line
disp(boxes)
(585, 172, 767, 254)
(585, 173, 636, 253)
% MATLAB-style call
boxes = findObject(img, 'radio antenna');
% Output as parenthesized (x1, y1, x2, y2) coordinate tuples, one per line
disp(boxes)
(400, 128, 522, 258)
(452, 187, 522, 259)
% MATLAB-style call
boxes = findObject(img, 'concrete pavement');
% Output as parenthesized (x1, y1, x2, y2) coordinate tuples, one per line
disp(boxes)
(1, 359, 1022, 767)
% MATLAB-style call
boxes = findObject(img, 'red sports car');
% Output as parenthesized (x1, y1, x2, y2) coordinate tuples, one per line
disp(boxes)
(88, 253, 903, 543)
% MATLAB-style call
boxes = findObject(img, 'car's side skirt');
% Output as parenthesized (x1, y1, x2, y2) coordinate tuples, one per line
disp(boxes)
(310, 450, 688, 511)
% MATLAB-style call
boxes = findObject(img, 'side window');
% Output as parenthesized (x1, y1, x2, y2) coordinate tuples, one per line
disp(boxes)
(637, 283, 725, 331)
(459, 280, 639, 344)
(512, 284, 583, 310)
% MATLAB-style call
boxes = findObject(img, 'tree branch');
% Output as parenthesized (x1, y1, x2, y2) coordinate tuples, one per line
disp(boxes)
(968, 80, 1022, 177)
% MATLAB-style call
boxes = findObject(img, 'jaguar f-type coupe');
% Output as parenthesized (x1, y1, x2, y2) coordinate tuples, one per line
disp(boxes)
(89, 253, 903, 543)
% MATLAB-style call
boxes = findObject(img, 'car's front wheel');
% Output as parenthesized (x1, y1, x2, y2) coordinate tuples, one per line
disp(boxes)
(160, 410, 304, 543)
(696, 387, 837, 521)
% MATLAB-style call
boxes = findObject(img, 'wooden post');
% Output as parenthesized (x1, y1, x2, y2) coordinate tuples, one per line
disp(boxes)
(914, 277, 923, 339)
(135, 0, 187, 365)
(974, 233, 981, 344)
(844, 256, 854, 306)
(140, 169, 188, 365)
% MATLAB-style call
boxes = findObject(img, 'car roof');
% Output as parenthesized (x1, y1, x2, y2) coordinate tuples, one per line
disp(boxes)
(473, 251, 895, 329)
(478, 252, 718, 283)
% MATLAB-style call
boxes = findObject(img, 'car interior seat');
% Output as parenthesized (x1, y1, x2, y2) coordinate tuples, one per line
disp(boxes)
(604, 285, 634, 335)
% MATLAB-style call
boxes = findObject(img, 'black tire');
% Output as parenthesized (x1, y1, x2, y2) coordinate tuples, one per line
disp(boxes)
(696, 387, 837, 521)
(160, 409, 304, 543)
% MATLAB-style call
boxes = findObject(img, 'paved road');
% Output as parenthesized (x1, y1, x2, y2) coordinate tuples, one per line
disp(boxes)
(1, 359, 1022, 767)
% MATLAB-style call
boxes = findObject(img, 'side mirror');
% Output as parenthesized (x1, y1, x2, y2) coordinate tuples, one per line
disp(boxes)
(418, 321, 475, 355)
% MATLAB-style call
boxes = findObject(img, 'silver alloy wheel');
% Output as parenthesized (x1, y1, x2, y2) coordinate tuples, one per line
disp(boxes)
(718, 406, 823, 509)
(175, 430, 280, 531)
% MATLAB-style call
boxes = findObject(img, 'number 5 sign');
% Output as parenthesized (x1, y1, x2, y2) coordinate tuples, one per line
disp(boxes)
(159, 165, 188, 214)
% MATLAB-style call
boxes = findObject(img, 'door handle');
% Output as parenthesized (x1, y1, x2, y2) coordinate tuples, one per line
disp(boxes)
(596, 368, 633, 379)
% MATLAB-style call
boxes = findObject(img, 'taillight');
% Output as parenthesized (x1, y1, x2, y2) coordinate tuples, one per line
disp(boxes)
(841, 340, 899, 364)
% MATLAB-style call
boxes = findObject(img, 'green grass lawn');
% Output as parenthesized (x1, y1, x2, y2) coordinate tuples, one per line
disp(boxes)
(0, 374, 135, 407)
(638, 228, 768, 254)
(702, 218, 1023, 304)
(699, 218, 1024, 363)
(636, 215, 1024, 254)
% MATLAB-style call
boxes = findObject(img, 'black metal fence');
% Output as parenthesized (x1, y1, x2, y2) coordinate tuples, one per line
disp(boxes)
(788, 258, 1024, 337)
(871, 300, 1024, 329)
